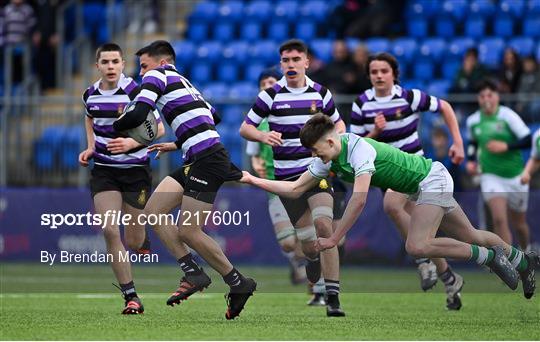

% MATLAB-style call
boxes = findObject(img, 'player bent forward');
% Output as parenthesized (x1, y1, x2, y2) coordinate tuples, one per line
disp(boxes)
(241, 114, 538, 300)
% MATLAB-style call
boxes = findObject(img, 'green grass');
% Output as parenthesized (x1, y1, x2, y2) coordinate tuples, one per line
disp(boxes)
(1, 263, 539, 340)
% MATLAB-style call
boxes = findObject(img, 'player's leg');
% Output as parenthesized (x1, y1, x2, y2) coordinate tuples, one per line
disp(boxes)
(507, 180, 530, 251)
(508, 209, 530, 251)
(481, 174, 513, 244)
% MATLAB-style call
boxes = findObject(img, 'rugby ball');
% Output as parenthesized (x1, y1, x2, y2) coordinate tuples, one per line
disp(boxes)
(118, 101, 158, 145)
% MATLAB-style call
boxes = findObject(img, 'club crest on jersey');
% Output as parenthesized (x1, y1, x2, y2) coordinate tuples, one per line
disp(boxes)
(310, 101, 317, 113)
(138, 189, 147, 205)
(118, 105, 125, 116)
(395, 109, 402, 119)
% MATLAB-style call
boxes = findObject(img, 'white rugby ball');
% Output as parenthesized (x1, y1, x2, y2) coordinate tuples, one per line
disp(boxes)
(118, 102, 158, 145)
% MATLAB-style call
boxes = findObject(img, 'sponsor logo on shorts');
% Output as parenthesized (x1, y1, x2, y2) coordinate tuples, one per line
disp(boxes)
(190, 176, 208, 185)
(137, 189, 147, 205)
(184, 166, 190, 176)
(318, 179, 329, 190)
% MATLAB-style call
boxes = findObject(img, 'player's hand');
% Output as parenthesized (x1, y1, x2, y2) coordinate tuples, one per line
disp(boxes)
(373, 113, 386, 135)
(466, 161, 478, 175)
(486, 140, 508, 153)
(251, 156, 267, 178)
(239, 171, 254, 184)
(315, 237, 337, 252)
(148, 142, 177, 159)
(521, 171, 531, 184)
(261, 131, 283, 146)
(107, 137, 140, 154)
(78, 148, 94, 167)
(448, 143, 465, 164)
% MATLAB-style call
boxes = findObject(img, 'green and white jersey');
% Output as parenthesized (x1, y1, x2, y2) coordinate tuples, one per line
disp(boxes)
(308, 133, 432, 194)
(245, 119, 275, 180)
(531, 128, 540, 160)
(466, 105, 530, 178)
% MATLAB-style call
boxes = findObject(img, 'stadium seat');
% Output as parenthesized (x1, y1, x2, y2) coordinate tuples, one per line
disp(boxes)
(499, 0, 525, 17)
(442, 0, 468, 21)
(345, 38, 361, 51)
(222, 41, 249, 62)
(441, 56, 462, 80)
(267, 21, 289, 41)
(406, 19, 428, 38)
(366, 38, 390, 54)
(419, 38, 447, 62)
(196, 41, 222, 62)
(464, 16, 486, 38)
(469, 0, 496, 17)
(401, 79, 426, 90)
(391, 38, 417, 63)
(202, 82, 229, 101)
(406, 0, 441, 18)
(187, 22, 209, 41)
(189, 63, 213, 85)
(478, 38, 505, 68)
(299, 0, 328, 22)
(229, 82, 259, 100)
(189, 1, 219, 21)
(434, 17, 456, 38)
(240, 21, 262, 41)
(212, 22, 235, 42)
(61, 126, 82, 169)
(218, 1, 244, 22)
(173, 41, 196, 66)
(536, 42, 540, 61)
(310, 39, 333, 63)
(244, 63, 267, 83)
(244, 0, 273, 21)
(448, 37, 475, 58)
(493, 15, 515, 38)
(221, 105, 248, 125)
(529, 0, 540, 14)
(217, 62, 239, 83)
(248, 40, 279, 64)
(427, 79, 451, 97)
(508, 37, 535, 56)
(274, 1, 299, 22)
(413, 59, 435, 80)
(523, 17, 540, 38)
(295, 21, 317, 41)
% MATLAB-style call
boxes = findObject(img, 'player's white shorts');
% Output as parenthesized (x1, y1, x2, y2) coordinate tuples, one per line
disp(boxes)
(480, 173, 529, 212)
(268, 195, 290, 225)
(409, 161, 457, 213)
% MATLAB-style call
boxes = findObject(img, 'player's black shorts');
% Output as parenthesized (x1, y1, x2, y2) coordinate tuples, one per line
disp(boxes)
(90, 164, 151, 210)
(279, 177, 333, 226)
(331, 177, 348, 220)
(169, 147, 242, 204)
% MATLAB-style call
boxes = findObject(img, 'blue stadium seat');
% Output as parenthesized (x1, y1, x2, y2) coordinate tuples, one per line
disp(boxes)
(464, 16, 486, 38)
(295, 21, 317, 41)
(448, 37, 475, 58)
(508, 37, 535, 56)
(202, 82, 229, 101)
(401, 79, 426, 90)
(406, 19, 428, 38)
(442, 0, 468, 21)
(434, 17, 456, 38)
(61, 126, 82, 169)
(299, 0, 328, 22)
(212, 22, 235, 42)
(499, 0, 525, 17)
(217, 62, 239, 83)
(244, 0, 273, 21)
(537, 42, 540, 61)
(229, 82, 259, 100)
(391, 38, 417, 63)
(222, 41, 249, 62)
(419, 38, 447, 62)
(240, 21, 262, 41)
(529, 0, 540, 14)
(366, 38, 390, 54)
(218, 1, 244, 22)
(310, 39, 333, 63)
(413, 59, 435, 80)
(189, 1, 219, 21)
(248, 40, 279, 64)
(274, 1, 299, 22)
(427, 79, 452, 97)
(267, 21, 289, 41)
(173, 41, 196, 66)
(187, 22, 209, 41)
(345, 38, 361, 51)
(221, 105, 247, 125)
(244, 63, 267, 83)
(523, 17, 540, 38)
(196, 41, 222, 62)
(441, 56, 462, 80)
(189, 63, 213, 85)
(493, 15, 515, 38)
(478, 38, 505, 68)
(469, 0, 496, 17)
(406, 0, 442, 18)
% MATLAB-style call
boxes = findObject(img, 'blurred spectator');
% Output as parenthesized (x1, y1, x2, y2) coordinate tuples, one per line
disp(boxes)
(450, 48, 489, 116)
(306, 48, 325, 83)
(34, 0, 60, 90)
(426, 127, 462, 191)
(127, 0, 159, 34)
(319, 40, 356, 94)
(497, 48, 522, 94)
(517, 56, 540, 123)
(348, 44, 371, 94)
(2, 0, 37, 84)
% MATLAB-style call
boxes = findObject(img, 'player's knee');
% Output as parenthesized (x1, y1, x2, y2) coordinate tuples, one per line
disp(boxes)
(405, 239, 428, 258)
(276, 225, 296, 252)
(279, 237, 296, 253)
(314, 218, 332, 237)
(125, 236, 143, 251)
(383, 200, 403, 219)
(103, 227, 121, 243)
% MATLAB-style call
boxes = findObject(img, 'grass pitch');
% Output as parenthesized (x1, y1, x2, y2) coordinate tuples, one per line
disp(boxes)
(1, 263, 538, 340)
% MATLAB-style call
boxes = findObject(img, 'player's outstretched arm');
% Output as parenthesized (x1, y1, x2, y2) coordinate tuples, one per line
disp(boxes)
(439, 100, 464, 164)
(113, 101, 154, 131)
(521, 157, 540, 184)
(240, 170, 318, 198)
(239, 121, 283, 146)
(316, 173, 371, 251)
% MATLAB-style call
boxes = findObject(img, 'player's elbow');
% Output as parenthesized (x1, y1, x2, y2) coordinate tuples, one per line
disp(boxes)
(239, 122, 251, 139)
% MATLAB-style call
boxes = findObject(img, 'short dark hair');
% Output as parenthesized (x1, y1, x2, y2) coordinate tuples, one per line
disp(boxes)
(258, 67, 281, 83)
(136, 40, 176, 63)
(476, 78, 499, 93)
(300, 113, 335, 148)
(366, 52, 400, 83)
(465, 47, 479, 59)
(279, 39, 308, 55)
(96, 43, 123, 62)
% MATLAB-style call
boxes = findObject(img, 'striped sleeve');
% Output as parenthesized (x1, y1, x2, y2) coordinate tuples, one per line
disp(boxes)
(245, 89, 272, 126)
(81, 89, 91, 118)
(125, 80, 140, 100)
(350, 97, 366, 136)
(410, 89, 440, 113)
(321, 88, 341, 123)
(136, 69, 166, 109)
